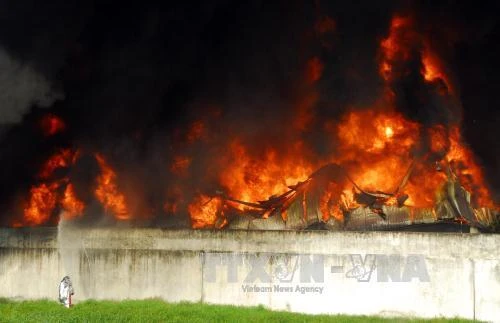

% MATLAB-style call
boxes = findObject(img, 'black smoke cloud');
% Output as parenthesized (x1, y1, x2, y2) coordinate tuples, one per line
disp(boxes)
(0, 1, 498, 226)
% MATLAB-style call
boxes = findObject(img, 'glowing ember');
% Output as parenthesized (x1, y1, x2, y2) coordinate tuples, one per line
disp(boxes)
(314, 16, 336, 34)
(170, 156, 191, 176)
(187, 120, 205, 143)
(306, 57, 324, 84)
(40, 115, 66, 136)
(95, 154, 130, 220)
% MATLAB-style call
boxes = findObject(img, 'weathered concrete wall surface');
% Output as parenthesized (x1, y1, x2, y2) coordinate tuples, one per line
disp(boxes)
(0, 227, 498, 322)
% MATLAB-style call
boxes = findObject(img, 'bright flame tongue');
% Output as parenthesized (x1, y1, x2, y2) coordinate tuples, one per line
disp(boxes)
(38, 149, 74, 179)
(219, 140, 312, 206)
(446, 127, 493, 207)
(95, 154, 130, 220)
(188, 194, 222, 229)
(61, 183, 85, 219)
(19, 149, 81, 227)
(22, 183, 59, 226)
(18, 151, 131, 226)
(336, 110, 419, 194)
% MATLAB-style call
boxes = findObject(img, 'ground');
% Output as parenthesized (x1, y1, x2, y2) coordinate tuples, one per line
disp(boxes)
(0, 299, 475, 323)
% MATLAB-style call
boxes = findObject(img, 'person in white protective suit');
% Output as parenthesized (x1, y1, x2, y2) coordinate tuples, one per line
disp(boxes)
(58, 276, 74, 308)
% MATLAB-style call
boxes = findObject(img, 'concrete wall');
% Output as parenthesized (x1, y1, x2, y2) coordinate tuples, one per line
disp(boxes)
(0, 227, 499, 322)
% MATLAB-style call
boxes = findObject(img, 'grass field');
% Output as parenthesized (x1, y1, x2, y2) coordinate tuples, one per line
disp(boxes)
(0, 299, 475, 323)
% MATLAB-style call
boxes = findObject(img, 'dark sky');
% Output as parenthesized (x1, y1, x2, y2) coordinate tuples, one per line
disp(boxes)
(0, 0, 499, 224)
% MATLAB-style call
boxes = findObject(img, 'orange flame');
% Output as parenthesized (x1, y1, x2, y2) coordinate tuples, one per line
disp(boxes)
(219, 140, 312, 206)
(183, 14, 496, 229)
(445, 127, 493, 207)
(22, 182, 59, 226)
(380, 15, 453, 94)
(319, 182, 345, 222)
(18, 149, 82, 227)
(429, 125, 449, 154)
(379, 16, 416, 81)
(421, 47, 453, 93)
(334, 109, 448, 207)
(39, 149, 75, 179)
(61, 183, 85, 219)
(188, 105, 495, 226)
(95, 154, 130, 220)
(188, 195, 222, 229)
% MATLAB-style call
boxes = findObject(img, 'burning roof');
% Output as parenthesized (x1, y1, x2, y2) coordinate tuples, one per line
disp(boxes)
(202, 161, 499, 232)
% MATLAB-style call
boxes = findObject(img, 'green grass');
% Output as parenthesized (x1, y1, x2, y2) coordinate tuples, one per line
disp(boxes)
(0, 298, 474, 323)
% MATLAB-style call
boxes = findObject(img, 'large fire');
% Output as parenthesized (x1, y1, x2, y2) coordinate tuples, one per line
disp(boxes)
(10, 13, 498, 230)
(218, 139, 313, 206)
(186, 14, 496, 228)
(15, 150, 130, 226)
(17, 149, 78, 227)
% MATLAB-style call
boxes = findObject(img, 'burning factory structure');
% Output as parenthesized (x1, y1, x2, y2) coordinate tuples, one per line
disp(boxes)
(0, 2, 498, 232)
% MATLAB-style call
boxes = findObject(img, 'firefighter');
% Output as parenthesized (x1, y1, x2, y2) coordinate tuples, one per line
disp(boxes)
(58, 276, 74, 308)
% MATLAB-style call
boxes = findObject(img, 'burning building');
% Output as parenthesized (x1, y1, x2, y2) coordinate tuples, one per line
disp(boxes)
(0, 2, 498, 232)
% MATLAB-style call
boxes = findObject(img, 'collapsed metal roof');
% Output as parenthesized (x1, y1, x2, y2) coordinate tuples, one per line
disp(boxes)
(209, 162, 499, 232)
